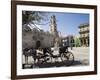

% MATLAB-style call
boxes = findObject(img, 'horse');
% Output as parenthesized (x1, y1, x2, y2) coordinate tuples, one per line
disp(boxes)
(23, 47, 50, 65)
(23, 48, 37, 65)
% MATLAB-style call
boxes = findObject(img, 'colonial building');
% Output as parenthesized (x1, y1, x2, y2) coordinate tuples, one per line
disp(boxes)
(50, 15, 59, 37)
(49, 15, 62, 47)
(62, 35, 74, 47)
(22, 15, 60, 49)
(79, 23, 89, 47)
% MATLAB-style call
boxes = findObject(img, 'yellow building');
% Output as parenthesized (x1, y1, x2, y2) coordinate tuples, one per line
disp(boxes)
(79, 23, 89, 47)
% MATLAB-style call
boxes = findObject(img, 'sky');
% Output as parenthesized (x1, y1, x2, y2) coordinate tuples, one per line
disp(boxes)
(34, 12, 89, 37)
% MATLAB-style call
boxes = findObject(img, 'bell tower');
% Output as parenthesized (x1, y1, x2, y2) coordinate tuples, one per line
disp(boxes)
(50, 15, 58, 37)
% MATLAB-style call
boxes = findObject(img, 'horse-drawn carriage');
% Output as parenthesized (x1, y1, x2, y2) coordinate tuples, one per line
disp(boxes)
(23, 46, 74, 68)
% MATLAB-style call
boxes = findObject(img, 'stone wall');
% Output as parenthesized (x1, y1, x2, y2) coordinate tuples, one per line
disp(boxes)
(22, 26, 55, 49)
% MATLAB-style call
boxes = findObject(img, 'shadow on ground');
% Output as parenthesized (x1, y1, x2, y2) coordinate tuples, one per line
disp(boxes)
(22, 60, 85, 69)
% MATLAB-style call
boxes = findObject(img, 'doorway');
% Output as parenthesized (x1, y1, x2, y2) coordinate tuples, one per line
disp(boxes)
(36, 40, 41, 48)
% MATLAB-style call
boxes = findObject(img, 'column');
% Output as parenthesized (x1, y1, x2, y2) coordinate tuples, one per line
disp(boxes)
(86, 39, 88, 46)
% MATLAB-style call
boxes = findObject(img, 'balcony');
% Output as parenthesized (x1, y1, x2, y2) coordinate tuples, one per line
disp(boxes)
(80, 34, 89, 38)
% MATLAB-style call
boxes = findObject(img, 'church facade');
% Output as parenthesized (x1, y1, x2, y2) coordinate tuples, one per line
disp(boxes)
(22, 15, 61, 49)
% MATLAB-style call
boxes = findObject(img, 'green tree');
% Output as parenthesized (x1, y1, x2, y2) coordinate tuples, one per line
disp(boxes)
(74, 38, 81, 47)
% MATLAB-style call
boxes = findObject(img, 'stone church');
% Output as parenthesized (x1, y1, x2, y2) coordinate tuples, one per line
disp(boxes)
(22, 15, 61, 49)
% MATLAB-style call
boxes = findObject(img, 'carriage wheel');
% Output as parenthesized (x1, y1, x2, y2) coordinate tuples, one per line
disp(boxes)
(61, 51, 74, 66)
(37, 54, 52, 64)
(43, 53, 52, 64)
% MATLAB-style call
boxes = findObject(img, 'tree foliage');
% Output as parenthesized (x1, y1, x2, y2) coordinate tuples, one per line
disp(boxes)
(74, 38, 81, 47)
(22, 11, 48, 25)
